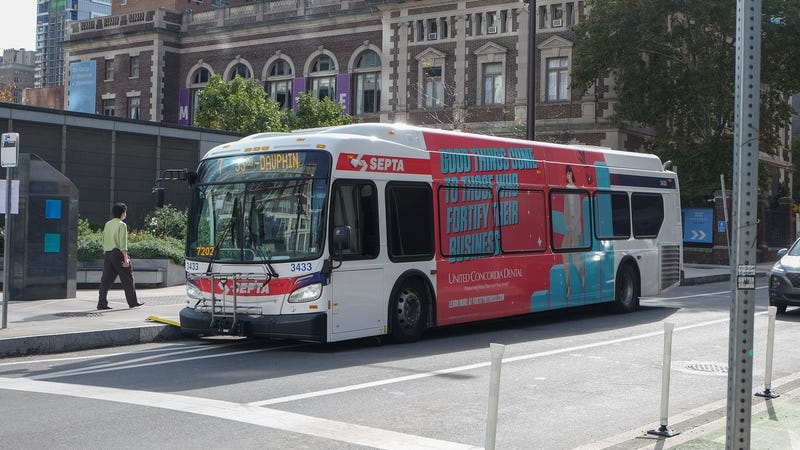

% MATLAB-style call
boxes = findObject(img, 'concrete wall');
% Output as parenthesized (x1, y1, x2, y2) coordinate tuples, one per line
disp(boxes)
(0, 103, 242, 228)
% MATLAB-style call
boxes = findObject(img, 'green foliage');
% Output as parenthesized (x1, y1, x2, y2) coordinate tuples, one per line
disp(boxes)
(195, 74, 287, 134)
(128, 233, 185, 266)
(285, 91, 352, 130)
(77, 229, 104, 262)
(572, 0, 800, 203)
(78, 219, 185, 265)
(143, 204, 187, 240)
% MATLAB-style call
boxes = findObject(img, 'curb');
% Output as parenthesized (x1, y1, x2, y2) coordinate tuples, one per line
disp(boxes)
(680, 271, 768, 287)
(0, 324, 185, 358)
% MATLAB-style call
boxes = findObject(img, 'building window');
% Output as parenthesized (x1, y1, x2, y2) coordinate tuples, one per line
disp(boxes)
(129, 55, 139, 78)
(104, 58, 114, 81)
(310, 55, 336, 100)
(354, 50, 381, 114)
(423, 67, 443, 108)
(546, 57, 570, 101)
(102, 98, 115, 116)
(267, 59, 293, 109)
(128, 96, 140, 120)
(482, 62, 504, 105)
(189, 67, 212, 126)
(228, 63, 251, 80)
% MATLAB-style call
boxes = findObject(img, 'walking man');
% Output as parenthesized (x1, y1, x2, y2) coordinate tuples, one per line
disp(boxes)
(97, 202, 143, 310)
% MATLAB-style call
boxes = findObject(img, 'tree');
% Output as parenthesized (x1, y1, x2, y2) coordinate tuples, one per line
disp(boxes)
(195, 74, 286, 134)
(571, 0, 800, 205)
(0, 83, 16, 103)
(285, 91, 352, 130)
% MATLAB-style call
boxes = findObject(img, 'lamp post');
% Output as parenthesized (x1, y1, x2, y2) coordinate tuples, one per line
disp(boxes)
(526, 0, 536, 140)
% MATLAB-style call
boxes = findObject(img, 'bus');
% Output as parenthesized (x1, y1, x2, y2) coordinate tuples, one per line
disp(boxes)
(155, 123, 682, 343)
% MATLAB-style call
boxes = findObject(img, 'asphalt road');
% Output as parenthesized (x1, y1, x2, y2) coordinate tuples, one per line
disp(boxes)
(2, 282, 799, 449)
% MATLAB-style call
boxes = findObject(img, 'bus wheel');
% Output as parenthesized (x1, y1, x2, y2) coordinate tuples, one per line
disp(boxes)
(390, 280, 429, 343)
(612, 264, 639, 313)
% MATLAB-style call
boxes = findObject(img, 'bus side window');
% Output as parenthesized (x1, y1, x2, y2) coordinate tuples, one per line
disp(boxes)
(631, 193, 664, 238)
(594, 191, 631, 239)
(550, 189, 592, 251)
(331, 180, 379, 259)
(387, 182, 434, 261)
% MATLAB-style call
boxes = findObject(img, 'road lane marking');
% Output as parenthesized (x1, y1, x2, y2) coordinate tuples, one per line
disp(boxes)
(0, 377, 479, 450)
(250, 314, 763, 406)
(0, 342, 232, 367)
(30, 344, 304, 380)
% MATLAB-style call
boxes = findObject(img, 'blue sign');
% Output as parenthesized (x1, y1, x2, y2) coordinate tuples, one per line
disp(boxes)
(718, 220, 727, 233)
(69, 61, 97, 114)
(682, 208, 714, 244)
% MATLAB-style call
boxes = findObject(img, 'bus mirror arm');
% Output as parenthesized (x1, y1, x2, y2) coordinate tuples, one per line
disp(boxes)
(327, 226, 352, 271)
(152, 168, 197, 208)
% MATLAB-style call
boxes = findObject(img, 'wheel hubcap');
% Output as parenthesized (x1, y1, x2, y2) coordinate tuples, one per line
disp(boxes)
(397, 289, 421, 329)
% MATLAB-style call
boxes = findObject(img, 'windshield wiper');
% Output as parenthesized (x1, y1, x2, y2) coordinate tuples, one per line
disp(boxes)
(206, 199, 238, 275)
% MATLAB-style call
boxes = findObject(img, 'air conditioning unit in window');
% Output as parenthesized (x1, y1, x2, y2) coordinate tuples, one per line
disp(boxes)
(428, 32, 438, 40)
(551, 19, 563, 27)
(487, 26, 498, 34)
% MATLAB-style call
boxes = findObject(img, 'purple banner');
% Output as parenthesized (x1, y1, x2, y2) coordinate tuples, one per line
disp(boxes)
(178, 88, 191, 126)
(336, 73, 351, 115)
(293, 77, 306, 110)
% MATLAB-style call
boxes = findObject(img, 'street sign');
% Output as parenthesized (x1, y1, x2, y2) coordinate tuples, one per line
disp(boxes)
(682, 208, 713, 245)
(1, 132, 19, 168)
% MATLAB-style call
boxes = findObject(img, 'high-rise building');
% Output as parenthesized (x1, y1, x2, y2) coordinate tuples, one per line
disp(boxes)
(36, 0, 111, 88)
(0, 49, 37, 103)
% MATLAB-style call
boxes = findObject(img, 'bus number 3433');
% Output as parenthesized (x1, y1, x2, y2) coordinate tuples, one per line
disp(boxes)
(290, 262, 313, 272)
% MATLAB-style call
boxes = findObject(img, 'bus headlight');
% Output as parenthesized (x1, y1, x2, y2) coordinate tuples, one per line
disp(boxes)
(187, 282, 203, 300)
(288, 283, 322, 303)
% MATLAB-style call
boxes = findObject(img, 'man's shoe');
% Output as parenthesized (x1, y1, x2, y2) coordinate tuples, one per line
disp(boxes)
(129, 302, 145, 308)
(97, 305, 112, 310)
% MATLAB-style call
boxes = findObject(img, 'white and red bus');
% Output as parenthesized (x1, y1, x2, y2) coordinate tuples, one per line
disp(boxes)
(164, 123, 682, 342)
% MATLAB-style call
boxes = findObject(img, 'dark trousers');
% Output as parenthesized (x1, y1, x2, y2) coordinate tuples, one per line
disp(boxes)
(98, 249, 138, 307)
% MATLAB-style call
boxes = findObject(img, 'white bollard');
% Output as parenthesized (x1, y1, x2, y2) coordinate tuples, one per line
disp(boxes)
(485, 343, 505, 450)
(647, 322, 679, 437)
(756, 306, 780, 398)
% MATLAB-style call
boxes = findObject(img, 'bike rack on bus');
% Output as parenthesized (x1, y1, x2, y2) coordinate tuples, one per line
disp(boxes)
(187, 272, 265, 334)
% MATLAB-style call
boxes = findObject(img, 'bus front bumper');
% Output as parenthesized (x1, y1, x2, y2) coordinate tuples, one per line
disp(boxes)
(179, 307, 327, 342)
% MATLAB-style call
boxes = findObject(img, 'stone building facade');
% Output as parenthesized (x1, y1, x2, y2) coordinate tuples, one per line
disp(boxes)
(62, 0, 647, 151)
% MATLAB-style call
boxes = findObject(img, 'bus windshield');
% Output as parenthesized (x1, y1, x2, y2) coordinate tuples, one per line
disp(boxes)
(186, 151, 330, 263)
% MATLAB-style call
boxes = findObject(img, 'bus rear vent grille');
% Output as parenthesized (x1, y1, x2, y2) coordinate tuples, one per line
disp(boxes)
(661, 245, 681, 289)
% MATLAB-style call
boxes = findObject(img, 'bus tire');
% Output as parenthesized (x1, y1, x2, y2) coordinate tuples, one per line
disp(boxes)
(390, 279, 429, 343)
(612, 263, 639, 313)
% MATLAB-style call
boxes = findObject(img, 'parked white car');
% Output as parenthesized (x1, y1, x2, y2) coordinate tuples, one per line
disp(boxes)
(769, 238, 800, 314)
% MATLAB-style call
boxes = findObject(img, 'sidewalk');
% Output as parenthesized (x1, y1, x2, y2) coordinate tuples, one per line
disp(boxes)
(0, 263, 792, 450)
(0, 284, 187, 358)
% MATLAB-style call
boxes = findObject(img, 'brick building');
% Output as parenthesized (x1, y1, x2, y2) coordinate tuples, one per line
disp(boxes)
(61, 0, 648, 150)
(0, 49, 37, 104)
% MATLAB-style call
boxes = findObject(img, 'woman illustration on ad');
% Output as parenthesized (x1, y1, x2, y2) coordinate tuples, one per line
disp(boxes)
(563, 165, 586, 297)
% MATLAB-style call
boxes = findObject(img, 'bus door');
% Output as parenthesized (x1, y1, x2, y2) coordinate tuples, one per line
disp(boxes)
(329, 180, 384, 338)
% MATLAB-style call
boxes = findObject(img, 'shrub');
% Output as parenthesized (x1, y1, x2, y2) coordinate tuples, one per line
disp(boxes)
(78, 217, 186, 265)
(143, 205, 187, 240)
(128, 232, 185, 265)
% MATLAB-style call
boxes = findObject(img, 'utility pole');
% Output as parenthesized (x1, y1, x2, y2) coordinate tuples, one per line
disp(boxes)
(726, 0, 761, 447)
(526, 0, 536, 140)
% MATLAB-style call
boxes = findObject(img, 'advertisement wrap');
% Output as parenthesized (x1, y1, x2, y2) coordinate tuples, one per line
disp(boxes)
(422, 132, 616, 325)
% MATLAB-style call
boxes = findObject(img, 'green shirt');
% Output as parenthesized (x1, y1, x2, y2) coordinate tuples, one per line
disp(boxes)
(102, 218, 129, 252)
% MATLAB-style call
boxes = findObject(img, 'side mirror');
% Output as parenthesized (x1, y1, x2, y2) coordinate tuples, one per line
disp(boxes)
(152, 187, 165, 208)
(778, 248, 788, 257)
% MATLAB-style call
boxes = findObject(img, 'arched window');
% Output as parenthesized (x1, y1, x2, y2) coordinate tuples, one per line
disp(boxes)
(354, 50, 381, 115)
(192, 67, 210, 84)
(189, 66, 213, 126)
(228, 63, 251, 80)
(266, 59, 293, 109)
(310, 55, 336, 100)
